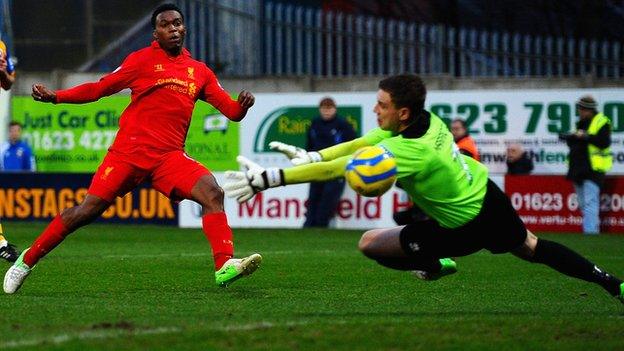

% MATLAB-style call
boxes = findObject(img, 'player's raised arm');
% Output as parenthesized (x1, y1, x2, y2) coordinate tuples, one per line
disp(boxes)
(202, 69, 254, 122)
(32, 54, 138, 104)
(223, 155, 350, 203)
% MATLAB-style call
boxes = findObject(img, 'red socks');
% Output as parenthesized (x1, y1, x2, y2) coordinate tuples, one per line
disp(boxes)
(23, 213, 235, 271)
(202, 212, 234, 270)
(24, 215, 70, 267)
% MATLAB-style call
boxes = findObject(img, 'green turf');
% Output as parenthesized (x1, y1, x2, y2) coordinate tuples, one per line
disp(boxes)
(0, 221, 623, 350)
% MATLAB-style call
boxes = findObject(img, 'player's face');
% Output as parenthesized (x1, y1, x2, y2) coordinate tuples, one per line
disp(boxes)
(153, 10, 186, 54)
(319, 105, 337, 120)
(450, 121, 466, 140)
(374, 89, 405, 132)
(577, 106, 594, 120)
(8, 125, 21, 143)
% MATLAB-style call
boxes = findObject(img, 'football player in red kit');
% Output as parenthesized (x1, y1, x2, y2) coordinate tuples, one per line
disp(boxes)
(4, 3, 261, 293)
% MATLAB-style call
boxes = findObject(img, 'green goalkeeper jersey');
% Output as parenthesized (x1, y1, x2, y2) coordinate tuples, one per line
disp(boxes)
(363, 112, 488, 228)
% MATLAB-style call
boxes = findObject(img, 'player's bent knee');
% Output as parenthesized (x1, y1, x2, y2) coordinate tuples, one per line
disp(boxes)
(194, 179, 225, 214)
(511, 231, 538, 261)
(358, 230, 382, 258)
(205, 185, 225, 204)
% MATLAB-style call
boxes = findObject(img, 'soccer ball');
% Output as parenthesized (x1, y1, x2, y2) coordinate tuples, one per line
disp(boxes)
(345, 146, 397, 197)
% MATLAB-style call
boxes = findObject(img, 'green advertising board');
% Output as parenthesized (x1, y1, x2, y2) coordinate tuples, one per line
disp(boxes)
(11, 96, 239, 172)
(253, 106, 362, 152)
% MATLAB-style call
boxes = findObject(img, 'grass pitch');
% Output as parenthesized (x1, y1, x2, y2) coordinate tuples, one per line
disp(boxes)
(0, 222, 623, 350)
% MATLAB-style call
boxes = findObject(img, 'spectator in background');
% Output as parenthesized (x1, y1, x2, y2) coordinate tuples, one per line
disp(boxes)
(304, 97, 356, 227)
(0, 40, 21, 262)
(506, 143, 533, 175)
(0, 39, 16, 90)
(450, 118, 480, 161)
(1, 121, 36, 172)
(559, 95, 612, 235)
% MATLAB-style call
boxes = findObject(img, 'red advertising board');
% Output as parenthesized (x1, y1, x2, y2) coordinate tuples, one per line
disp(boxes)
(504, 175, 624, 233)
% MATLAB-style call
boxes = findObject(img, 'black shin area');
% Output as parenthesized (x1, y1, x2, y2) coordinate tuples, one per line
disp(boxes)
(532, 239, 623, 296)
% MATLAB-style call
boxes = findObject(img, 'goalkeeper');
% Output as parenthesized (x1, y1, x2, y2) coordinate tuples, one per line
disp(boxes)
(224, 74, 623, 303)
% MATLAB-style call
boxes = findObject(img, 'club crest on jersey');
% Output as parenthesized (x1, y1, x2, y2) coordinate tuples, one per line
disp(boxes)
(187, 67, 195, 79)
(154, 64, 165, 72)
(189, 82, 197, 96)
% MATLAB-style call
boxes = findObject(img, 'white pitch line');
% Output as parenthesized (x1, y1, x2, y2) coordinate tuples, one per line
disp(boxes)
(0, 326, 181, 349)
(0, 320, 349, 348)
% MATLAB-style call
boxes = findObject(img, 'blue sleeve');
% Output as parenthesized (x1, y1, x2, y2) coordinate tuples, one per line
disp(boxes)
(23, 144, 34, 171)
(5, 49, 15, 74)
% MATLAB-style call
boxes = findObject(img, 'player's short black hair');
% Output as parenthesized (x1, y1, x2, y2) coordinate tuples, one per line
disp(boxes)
(378, 74, 427, 122)
(151, 3, 184, 29)
(8, 121, 22, 128)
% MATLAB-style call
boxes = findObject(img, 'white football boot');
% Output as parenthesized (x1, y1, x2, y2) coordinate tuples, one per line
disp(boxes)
(4, 248, 33, 294)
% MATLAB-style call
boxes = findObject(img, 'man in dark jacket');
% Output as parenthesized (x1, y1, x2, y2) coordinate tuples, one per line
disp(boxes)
(506, 143, 534, 175)
(304, 97, 356, 227)
(559, 95, 612, 234)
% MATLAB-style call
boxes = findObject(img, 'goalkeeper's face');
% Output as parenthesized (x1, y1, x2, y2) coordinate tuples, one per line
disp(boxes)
(153, 10, 186, 54)
(373, 89, 409, 133)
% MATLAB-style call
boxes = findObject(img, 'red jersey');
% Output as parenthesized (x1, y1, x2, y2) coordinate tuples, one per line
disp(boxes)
(56, 41, 244, 162)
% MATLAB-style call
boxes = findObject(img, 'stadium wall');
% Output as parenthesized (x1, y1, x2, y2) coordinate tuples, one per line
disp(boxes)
(9, 72, 624, 95)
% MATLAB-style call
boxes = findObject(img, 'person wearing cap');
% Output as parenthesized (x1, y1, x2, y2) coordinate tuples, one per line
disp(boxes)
(303, 97, 356, 227)
(559, 95, 612, 234)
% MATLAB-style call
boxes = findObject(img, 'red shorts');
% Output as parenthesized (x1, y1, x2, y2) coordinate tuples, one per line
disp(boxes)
(88, 150, 211, 202)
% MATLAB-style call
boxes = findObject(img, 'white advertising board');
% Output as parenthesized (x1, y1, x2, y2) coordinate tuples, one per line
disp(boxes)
(180, 88, 623, 228)
(0, 90, 10, 145)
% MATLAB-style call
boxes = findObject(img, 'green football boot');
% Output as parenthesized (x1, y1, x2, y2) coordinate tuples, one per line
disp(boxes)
(412, 258, 457, 281)
(215, 253, 262, 287)
(617, 283, 624, 304)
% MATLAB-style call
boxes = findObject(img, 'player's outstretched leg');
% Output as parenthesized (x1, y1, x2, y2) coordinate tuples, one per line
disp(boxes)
(4, 195, 110, 294)
(202, 212, 263, 287)
(515, 231, 624, 303)
(189, 174, 263, 287)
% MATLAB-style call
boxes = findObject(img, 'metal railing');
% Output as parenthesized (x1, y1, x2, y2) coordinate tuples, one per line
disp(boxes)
(261, 2, 622, 78)
(82, 0, 623, 79)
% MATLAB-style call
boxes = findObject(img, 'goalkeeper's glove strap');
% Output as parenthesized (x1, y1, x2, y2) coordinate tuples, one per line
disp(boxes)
(262, 168, 285, 188)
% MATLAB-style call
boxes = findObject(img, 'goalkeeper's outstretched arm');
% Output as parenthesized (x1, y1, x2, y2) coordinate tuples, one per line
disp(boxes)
(317, 137, 371, 162)
(270, 137, 371, 165)
(223, 155, 351, 203)
(282, 155, 351, 184)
